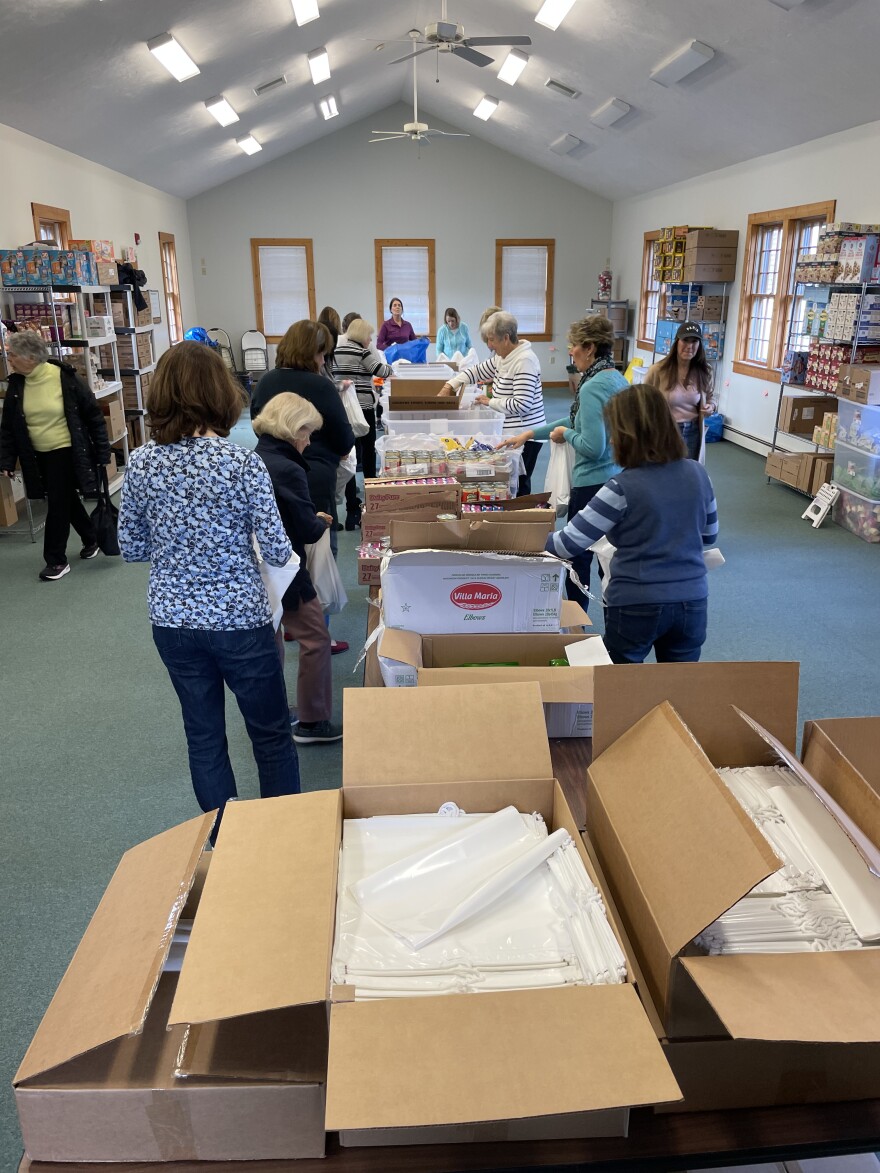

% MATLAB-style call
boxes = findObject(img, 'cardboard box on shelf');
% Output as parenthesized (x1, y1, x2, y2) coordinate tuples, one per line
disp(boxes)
(380, 549, 567, 634)
(115, 333, 153, 369)
(685, 229, 739, 249)
(388, 379, 462, 411)
(683, 247, 738, 267)
(101, 399, 125, 442)
(584, 661, 880, 1111)
(590, 303, 627, 333)
(682, 264, 737, 283)
(837, 364, 880, 405)
(778, 453, 805, 487)
(778, 393, 839, 435)
(68, 239, 114, 263)
(94, 260, 118, 287)
(363, 477, 462, 516)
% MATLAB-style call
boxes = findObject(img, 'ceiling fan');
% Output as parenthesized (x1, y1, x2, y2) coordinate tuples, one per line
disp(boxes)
(371, 31, 470, 146)
(387, 1, 531, 69)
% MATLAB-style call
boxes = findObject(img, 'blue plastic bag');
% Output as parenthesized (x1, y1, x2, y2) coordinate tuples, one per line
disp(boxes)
(705, 412, 724, 443)
(383, 337, 429, 365)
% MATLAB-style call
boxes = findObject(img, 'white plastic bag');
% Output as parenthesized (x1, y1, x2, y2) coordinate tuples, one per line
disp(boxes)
(341, 382, 370, 438)
(253, 539, 300, 629)
(336, 447, 357, 498)
(305, 528, 348, 615)
(543, 440, 575, 517)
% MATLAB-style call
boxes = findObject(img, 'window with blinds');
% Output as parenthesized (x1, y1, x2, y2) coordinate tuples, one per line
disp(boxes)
(495, 240, 555, 341)
(250, 239, 316, 342)
(374, 240, 436, 337)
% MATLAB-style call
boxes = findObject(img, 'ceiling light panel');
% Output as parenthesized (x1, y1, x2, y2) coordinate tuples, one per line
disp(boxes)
(549, 133, 581, 155)
(147, 34, 200, 82)
(319, 95, 338, 120)
(590, 97, 631, 128)
(534, 0, 577, 31)
(236, 135, 262, 155)
(497, 49, 529, 86)
(544, 77, 580, 100)
(204, 96, 239, 126)
(291, 0, 320, 25)
(650, 40, 715, 86)
(473, 96, 499, 121)
(307, 46, 330, 85)
(254, 75, 287, 97)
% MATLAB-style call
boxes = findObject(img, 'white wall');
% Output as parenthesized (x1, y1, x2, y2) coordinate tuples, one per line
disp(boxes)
(186, 103, 613, 379)
(0, 122, 194, 355)
(612, 117, 880, 451)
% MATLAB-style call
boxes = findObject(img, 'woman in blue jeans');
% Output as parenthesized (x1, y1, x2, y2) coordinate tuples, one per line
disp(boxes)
(545, 383, 719, 664)
(119, 342, 300, 836)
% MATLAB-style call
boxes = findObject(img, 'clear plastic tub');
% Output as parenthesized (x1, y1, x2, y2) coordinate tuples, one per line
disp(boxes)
(383, 413, 505, 438)
(836, 398, 880, 456)
(832, 485, 880, 542)
(833, 440, 880, 501)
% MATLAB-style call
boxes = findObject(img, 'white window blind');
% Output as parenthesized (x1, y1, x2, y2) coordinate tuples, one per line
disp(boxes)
(257, 246, 311, 337)
(501, 246, 549, 334)
(380, 246, 430, 334)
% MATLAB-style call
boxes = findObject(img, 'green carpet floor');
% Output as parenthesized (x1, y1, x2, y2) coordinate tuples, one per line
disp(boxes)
(1, 393, 878, 1167)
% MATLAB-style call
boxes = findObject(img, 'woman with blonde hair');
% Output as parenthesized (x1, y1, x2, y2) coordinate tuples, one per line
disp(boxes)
(118, 342, 300, 835)
(253, 393, 341, 744)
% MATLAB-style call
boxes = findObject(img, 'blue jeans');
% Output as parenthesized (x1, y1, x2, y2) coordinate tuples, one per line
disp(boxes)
(679, 419, 702, 461)
(603, 599, 708, 664)
(152, 624, 300, 832)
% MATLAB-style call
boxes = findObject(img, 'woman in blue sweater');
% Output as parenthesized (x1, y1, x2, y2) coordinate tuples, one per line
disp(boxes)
(546, 383, 719, 664)
(498, 315, 627, 610)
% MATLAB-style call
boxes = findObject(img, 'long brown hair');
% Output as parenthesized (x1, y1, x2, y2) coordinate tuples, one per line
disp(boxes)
(653, 334, 712, 398)
(275, 320, 326, 372)
(604, 383, 686, 467)
(147, 342, 245, 444)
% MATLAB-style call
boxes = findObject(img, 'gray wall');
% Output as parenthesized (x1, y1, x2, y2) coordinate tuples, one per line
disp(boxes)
(186, 103, 613, 377)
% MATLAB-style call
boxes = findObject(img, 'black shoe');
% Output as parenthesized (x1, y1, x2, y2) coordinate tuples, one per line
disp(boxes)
(344, 511, 361, 531)
(80, 542, 100, 560)
(39, 562, 70, 582)
(292, 720, 343, 745)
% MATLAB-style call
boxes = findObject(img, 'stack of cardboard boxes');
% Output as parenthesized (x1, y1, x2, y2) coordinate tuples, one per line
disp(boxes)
(682, 229, 739, 284)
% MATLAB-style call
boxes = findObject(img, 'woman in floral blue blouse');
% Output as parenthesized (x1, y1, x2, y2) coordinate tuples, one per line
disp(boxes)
(118, 342, 300, 835)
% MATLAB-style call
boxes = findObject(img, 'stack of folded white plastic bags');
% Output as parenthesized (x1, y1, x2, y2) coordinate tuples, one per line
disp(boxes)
(695, 765, 880, 955)
(331, 804, 627, 999)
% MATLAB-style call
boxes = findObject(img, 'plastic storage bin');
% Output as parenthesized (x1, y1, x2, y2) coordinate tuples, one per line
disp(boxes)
(832, 485, 880, 542)
(836, 397, 880, 455)
(833, 440, 880, 501)
(383, 412, 505, 438)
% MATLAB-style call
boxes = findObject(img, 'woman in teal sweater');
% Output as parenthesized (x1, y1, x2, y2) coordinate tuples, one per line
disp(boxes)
(498, 315, 627, 611)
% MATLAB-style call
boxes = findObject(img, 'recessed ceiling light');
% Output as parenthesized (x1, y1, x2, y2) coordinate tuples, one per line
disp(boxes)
(147, 33, 200, 82)
(473, 96, 499, 121)
(650, 40, 715, 86)
(204, 96, 239, 126)
(534, 0, 577, 31)
(589, 97, 631, 128)
(307, 46, 330, 85)
(319, 95, 339, 120)
(497, 48, 529, 86)
(549, 133, 581, 155)
(291, 0, 320, 25)
(236, 134, 262, 155)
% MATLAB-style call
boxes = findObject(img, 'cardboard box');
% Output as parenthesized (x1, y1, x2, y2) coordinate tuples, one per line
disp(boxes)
(764, 452, 785, 480)
(363, 477, 462, 516)
(379, 630, 606, 737)
(683, 247, 738, 267)
(681, 264, 737, 283)
(102, 399, 125, 442)
(14, 813, 329, 1162)
(357, 554, 382, 586)
(778, 393, 839, 435)
(584, 662, 880, 1108)
(590, 303, 627, 333)
(68, 239, 114, 263)
(115, 333, 153, 370)
(380, 549, 566, 634)
(838, 364, 880, 405)
(389, 515, 554, 552)
(94, 260, 118, 287)
(685, 229, 739, 249)
(389, 379, 462, 411)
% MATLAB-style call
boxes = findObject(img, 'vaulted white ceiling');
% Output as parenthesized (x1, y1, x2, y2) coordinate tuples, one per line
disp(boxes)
(1, 0, 878, 203)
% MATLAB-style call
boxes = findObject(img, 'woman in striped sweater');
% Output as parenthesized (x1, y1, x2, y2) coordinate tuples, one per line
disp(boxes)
(438, 311, 546, 495)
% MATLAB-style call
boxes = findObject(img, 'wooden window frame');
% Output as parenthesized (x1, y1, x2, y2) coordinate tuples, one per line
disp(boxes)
(494, 239, 555, 342)
(250, 238, 317, 344)
(637, 230, 663, 350)
(374, 239, 436, 341)
(159, 231, 183, 346)
(733, 200, 836, 384)
(31, 202, 71, 248)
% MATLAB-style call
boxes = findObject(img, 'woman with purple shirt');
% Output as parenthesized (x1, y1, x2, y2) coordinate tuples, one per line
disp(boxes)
(376, 298, 416, 351)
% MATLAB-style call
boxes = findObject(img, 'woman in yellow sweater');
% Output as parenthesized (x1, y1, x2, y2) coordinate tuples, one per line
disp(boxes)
(0, 331, 111, 580)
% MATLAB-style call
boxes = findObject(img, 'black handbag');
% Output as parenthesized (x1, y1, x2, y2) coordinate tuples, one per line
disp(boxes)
(90, 465, 120, 556)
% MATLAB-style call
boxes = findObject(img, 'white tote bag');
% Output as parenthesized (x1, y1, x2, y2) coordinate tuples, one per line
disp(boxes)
(305, 528, 348, 615)
(543, 441, 575, 517)
(253, 539, 300, 629)
(341, 382, 370, 438)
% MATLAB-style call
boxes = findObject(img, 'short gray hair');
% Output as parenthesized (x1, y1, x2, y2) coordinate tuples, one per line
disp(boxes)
(345, 317, 374, 345)
(482, 310, 518, 345)
(252, 392, 323, 444)
(8, 331, 50, 365)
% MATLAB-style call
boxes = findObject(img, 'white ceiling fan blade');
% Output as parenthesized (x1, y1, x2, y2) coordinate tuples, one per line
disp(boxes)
(425, 129, 471, 138)
(451, 44, 493, 67)
(389, 44, 435, 65)
(370, 134, 406, 142)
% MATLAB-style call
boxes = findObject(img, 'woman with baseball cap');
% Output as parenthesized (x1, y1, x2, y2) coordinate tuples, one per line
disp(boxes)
(646, 321, 716, 460)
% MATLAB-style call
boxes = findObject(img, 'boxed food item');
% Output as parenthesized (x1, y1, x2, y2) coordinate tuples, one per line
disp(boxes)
(584, 661, 880, 1110)
(115, 333, 153, 369)
(837, 398, 880, 454)
(810, 454, 834, 493)
(380, 549, 567, 635)
(778, 393, 838, 435)
(389, 379, 462, 411)
(837, 363, 880, 405)
(836, 234, 879, 284)
(95, 260, 118, 286)
(780, 349, 808, 385)
(69, 239, 114, 263)
(102, 399, 126, 441)
(0, 248, 28, 285)
(85, 314, 114, 339)
(363, 476, 462, 516)
(20, 249, 53, 286)
(685, 229, 739, 249)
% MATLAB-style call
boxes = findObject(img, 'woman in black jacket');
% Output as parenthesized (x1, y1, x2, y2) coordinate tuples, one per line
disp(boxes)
(0, 331, 110, 581)
(253, 393, 342, 745)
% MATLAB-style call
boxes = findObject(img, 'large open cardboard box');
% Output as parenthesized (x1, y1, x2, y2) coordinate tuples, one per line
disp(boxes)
(388, 379, 462, 410)
(584, 662, 880, 1111)
(389, 514, 554, 551)
(331, 682, 681, 1144)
